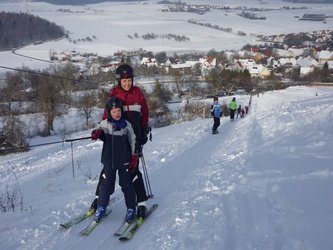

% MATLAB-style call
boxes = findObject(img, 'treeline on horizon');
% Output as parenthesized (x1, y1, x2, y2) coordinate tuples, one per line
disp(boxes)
(33, 0, 145, 5)
(35, 0, 333, 4)
(0, 12, 65, 51)
(283, 0, 333, 3)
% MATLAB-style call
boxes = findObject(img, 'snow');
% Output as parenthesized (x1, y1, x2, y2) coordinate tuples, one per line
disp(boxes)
(1, 85, 333, 249)
(1, 0, 333, 73)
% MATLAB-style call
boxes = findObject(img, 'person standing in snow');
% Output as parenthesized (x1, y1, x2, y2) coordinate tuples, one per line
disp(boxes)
(211, 96, 222, 134)
(241, 107, 245, 118)
(236, 104, 242, 118)
(90, 64, 150, 219)
(90, 97, 137, 223)
(229, 97, 237, 121)
(245, 105, 249, 114)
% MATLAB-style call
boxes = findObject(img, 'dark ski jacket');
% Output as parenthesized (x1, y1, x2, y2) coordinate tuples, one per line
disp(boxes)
(102, 86, 149, 146)
(94, 119, 136, 169)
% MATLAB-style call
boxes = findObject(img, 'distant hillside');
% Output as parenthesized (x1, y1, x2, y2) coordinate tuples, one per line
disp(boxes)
(0, 12, 65, 51)
(32, 0, 145, 5)
(283, 0, 333, 3)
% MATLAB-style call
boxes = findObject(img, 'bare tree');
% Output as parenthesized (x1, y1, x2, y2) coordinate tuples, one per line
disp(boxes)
(206, 67, 224, 95)
(78, 90, 98, 128)
(1, 72, 24, 114)
(36, 74, 63, 136)
(1, 114, 27, 154)
(169, 67, 183, 97)
(146, 80, 171, 127)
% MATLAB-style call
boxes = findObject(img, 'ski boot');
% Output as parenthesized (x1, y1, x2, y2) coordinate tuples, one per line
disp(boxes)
(94, 205, 106, 222)
(137, 203, 147, 219)
(125, 208, 136, 223)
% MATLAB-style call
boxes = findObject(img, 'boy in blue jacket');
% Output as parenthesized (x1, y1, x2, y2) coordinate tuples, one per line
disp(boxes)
(211, 96, 222, 134)
(91, 97, 138, 223)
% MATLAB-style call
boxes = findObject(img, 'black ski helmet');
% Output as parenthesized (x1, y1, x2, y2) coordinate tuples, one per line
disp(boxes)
(115, 64, 134, 80)
(105, 97, 123, 120)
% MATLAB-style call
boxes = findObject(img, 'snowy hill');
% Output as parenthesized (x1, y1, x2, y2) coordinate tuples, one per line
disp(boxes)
(1, 0, 333, 72)
(1, 85, 333, 250)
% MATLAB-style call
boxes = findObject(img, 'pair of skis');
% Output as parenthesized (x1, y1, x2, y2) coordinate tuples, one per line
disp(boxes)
(114, 204, 158, 241)
(60, 201, 158, 240)
(59, 197, 116, 230)
(79, 207, 113, 236)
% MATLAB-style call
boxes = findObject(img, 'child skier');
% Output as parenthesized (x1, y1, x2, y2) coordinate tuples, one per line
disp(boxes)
(91, 97, 137, 223)
(211, 96, 222, 134)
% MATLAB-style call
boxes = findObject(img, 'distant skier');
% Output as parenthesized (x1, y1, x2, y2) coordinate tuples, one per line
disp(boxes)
(229, 97, 237, 121)
(241, 108, 245, 118)
(211, 96, 222, 134)
(245, 105, 249, 114)
(236, 105, 242, 118)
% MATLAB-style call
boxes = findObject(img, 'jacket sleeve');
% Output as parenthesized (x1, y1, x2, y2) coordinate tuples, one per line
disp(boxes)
(92, 121, 106, 141)
(138, 89, 149, 128)
(126, 121, 137, 154)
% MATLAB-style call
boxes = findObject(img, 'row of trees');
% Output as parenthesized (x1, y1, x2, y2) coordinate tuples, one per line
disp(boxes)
(0, 62, 171, 154)
(43, 0, 139, 4)
(4, 43, 331, 154)
(0, 58, 255, 154)
(0, 12, 65, 51)
(128, 33, 190, 42)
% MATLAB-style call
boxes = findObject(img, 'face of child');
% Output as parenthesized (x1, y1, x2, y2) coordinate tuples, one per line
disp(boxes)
(110, 107, 122, 121)
(120, 78, 133, 91)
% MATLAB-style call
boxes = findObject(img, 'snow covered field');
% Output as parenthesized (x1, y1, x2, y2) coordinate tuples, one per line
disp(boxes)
(0, 0, 333, 72)
(1, 85, 333, 250)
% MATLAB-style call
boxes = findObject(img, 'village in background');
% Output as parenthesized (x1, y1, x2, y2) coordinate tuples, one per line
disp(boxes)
(1, 0, 333, 155)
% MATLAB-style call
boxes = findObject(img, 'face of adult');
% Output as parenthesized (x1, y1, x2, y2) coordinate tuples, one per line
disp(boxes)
(120, 78, 133, 91)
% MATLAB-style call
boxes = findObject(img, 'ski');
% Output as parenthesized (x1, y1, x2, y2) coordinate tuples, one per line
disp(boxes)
(60, 197, 116, 230)
(80, 207, 112, 236)
(114, 221, 131, 236)
(60, 211, 94, 229)
(118, 204, 158, 241)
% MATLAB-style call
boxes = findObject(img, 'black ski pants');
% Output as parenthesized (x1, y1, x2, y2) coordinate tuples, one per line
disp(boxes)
(212, 117, 220, 131)
(95, 161, 148, 205)
(97, 166, 136, 209)
(230, 109, 236, 120)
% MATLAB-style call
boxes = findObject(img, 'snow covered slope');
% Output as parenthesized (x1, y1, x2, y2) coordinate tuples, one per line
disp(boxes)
(1, 85, 333, 250)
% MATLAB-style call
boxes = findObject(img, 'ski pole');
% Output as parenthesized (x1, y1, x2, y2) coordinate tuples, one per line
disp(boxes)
(27, 136, 92, 148)
(1, 136, 93, 152)
(140, 155, 154, 198)
(64, 136, 92, 142)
